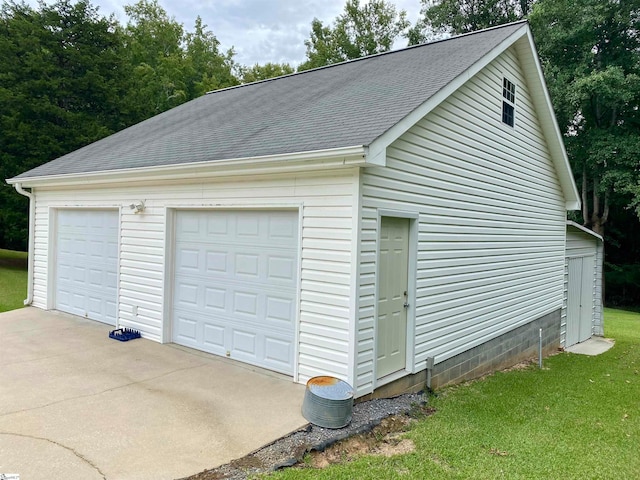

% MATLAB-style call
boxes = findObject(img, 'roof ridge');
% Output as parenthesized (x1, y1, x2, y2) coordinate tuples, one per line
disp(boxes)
(205, 20, 529, 96)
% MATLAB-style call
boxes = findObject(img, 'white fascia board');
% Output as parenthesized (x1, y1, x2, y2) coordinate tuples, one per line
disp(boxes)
(566, 220, 603, 242)
(6, 145, 367, 188)
(516, 30, 581, 211)
(366, 24, 530, 168)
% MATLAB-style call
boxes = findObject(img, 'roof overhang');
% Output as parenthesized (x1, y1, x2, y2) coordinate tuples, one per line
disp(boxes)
(7, 145, 367, 188)
(367, 23, 581, 212)
(566, 220, 603, 242)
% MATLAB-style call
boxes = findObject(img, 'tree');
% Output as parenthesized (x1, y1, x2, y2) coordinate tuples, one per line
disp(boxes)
(0, 0, 240, 251)
(120, 3, 240, 121)
(408, 0, 531, 44)
(0, 0, 126, 250)
(121, 0, 188, 122)
(240, 62, 294, 84)
(529, 0, 640, 238)
(410, 0, 640, 303)
(184, 16, 238, 97)
(298, 0, 409, 71)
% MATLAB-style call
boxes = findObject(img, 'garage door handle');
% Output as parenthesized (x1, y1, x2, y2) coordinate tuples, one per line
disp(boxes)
(403, 302, 410, 309)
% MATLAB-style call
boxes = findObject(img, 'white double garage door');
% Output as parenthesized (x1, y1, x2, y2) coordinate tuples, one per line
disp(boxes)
(55, 209, 299, 375)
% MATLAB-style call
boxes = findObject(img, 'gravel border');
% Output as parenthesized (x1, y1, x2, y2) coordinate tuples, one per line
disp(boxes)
(182, 391, 428, 480)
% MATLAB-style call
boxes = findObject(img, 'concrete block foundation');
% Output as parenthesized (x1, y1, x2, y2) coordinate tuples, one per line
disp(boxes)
(361, 309, 561, 400)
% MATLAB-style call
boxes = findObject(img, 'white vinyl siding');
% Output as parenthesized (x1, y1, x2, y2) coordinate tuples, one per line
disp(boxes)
(29, 169, 358, 385)
(356, 46, 567, 396)
(563, 226, 603, 345)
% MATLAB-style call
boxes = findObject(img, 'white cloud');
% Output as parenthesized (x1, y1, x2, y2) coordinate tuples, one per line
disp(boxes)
(26, 0, 423, 66)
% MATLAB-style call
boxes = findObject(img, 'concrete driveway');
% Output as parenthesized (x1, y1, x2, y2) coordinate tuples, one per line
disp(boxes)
(0, 308, 307, 480)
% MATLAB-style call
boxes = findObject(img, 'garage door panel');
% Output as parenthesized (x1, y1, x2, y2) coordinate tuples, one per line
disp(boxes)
(55, 210, 118, 325)
(105, 300, 117, 324)
(205, 250, 227, 273)
(176, 282, 199, 307)
(174, 314, 198, 344)
(205, 287, 226, 311)
(105, 271, 118, 288)
(264, 336, 293, 368)
(173, 210, 298, 375)
(203, 324, 225, 350)
(231, 328, 258, 356)
(235, 253, 260, 278)
(269, 215, 297, 240)
(233, 290, 259, 318)
(266, 296, 296, 327)
(88, 268, 105, 288)
(87, 295, 106, 318)
(236, 215, 260, 238)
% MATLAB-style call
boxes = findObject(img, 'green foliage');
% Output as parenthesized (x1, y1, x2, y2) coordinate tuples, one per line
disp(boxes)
(0, 248, 27, 312)
(0, 0, 126, 250)
(0, 0, 241, 250)
(408, 0, 530, 43)
(273, 309, 640, 479)
(530, 0, 640, 236)
(605, 264, 640, 307)
(184, 16, 238, 96)
(298, 0, 409, 71)
(120, 2, 239, 123)
(411, 0, 640, 302)
(121, 0, 187, 120)
(240, 62, 295, 84)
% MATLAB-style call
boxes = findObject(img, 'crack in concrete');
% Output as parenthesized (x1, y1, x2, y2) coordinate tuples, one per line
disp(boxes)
(0, 362, 207, 417)
(0, 432, 107, 479)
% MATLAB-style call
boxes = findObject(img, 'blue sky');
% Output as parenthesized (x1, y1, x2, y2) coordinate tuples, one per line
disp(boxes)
(31, 0, 423, 67)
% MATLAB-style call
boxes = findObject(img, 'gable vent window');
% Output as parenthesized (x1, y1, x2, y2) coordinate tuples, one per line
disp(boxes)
(502, 78, 516, 127)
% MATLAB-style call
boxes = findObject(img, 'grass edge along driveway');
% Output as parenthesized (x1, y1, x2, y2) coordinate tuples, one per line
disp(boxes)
(0, 248, 27, 313)
(273, 308, 640, 480)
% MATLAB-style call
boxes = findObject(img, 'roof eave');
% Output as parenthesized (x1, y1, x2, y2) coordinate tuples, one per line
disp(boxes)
(566, 220, 603, 242)
(6, 145, 368, 188)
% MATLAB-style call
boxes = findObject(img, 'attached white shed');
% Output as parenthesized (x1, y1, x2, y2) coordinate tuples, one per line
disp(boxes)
(563, 221, 604, 347)
(8, 22, 582, 397)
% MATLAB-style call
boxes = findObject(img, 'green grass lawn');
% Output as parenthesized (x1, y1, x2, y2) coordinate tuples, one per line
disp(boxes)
(0, 248, 28, 312)
(273, 308, 640, 479)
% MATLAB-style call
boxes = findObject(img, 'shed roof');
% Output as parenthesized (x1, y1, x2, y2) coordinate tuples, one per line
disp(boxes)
(12, 22, 527, 181)
(567, 221, 604, 242)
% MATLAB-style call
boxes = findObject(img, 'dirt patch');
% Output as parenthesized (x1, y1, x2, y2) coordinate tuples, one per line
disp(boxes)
(502, 359, 538, 372)
(304, 411, 426, 469)
(180, 392, 429, 480)
(228, 456, 265, 470)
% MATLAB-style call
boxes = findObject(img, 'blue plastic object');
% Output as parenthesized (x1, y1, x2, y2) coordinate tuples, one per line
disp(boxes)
(109, 328, 141, 342)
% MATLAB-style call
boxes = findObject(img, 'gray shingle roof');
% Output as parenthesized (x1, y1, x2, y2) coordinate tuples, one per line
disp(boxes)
(13, 22, 525, 180)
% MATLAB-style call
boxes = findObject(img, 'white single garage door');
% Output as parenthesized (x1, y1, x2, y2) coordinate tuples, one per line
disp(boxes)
(55, 209, 118, 325)
(172, 210, 299, 375)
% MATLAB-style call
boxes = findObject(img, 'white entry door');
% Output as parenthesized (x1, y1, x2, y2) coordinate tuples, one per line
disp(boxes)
(566, 256, 595, 346)
(55, 209, 118, 325)
(377, 217, 410, 379)
(172, 210, 299, 375)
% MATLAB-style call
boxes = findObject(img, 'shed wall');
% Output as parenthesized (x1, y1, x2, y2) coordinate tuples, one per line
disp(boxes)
(563, 227, 603, 344)
(356, 46, 567, 396)
(30, 169, 359, 385)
